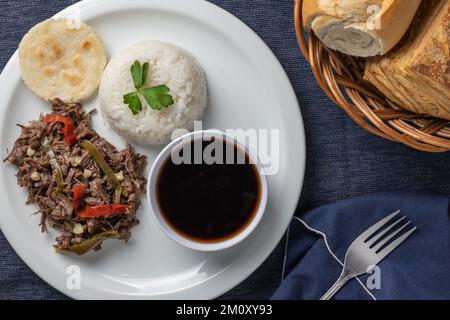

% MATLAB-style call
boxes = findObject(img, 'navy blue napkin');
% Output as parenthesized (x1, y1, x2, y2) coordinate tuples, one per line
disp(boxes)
(272, 191, 450, 300)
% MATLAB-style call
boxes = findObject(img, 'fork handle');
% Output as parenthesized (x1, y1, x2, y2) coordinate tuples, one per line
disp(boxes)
(320, 274, 351, 300)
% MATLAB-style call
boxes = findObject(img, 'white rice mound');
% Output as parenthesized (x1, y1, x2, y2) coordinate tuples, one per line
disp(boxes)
(99, 41, 207, 145)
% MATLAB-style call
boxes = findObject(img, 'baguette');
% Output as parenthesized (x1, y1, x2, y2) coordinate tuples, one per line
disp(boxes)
(303, 0, 422, 57)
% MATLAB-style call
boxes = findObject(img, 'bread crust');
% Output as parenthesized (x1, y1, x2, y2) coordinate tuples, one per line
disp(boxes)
(302, 0, 325, 29)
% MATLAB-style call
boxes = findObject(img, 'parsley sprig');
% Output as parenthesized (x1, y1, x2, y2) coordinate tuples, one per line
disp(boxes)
(123, 60, 174, 115)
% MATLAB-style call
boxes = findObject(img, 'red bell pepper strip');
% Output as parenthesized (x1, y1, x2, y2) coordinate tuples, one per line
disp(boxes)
(71, 184, 85, 210)
(44, 114, 77, 146)
(70, 184, 130, 218)
(76, 204, 131, 218)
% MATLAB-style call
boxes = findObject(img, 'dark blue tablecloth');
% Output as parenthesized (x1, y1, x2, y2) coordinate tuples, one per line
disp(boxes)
(2, 0, 450, 300)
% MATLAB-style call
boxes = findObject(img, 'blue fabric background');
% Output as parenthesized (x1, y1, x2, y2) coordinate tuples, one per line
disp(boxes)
(1, 0, 450, 300)
(272, 191, 450, 300)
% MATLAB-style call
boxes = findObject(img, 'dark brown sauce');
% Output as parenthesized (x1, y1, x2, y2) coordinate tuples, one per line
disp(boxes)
(156, 138, 261, 243)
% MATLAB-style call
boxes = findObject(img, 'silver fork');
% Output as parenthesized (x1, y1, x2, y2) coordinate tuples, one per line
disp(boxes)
(320, 210, 417, 300)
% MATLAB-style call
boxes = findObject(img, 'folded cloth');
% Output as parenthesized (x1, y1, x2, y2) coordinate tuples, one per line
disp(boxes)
(272, 191, 450, 300)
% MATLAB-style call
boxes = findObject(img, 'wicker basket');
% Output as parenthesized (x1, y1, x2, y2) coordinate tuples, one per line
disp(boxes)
(294, 0, 450, 152)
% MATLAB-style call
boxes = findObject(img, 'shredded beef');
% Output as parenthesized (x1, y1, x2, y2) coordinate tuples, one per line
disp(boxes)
(4, 99, 147, 253)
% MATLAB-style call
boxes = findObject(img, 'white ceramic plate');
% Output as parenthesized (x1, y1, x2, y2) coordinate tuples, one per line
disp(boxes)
(0, 0, 305, 299)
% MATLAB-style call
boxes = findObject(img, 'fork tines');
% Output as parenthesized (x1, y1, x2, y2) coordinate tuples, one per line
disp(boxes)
(362, 211, 417, 255)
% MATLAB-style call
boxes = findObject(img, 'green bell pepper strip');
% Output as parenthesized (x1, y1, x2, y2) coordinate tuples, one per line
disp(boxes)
(80, 140, 122, 204)
(41, 137, 65, 194)
(53, 167, 65, 193)
(54, 231, 120, 255)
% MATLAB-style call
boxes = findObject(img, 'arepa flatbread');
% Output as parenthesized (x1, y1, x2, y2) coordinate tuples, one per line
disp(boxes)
(19, 18, 107, 102)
